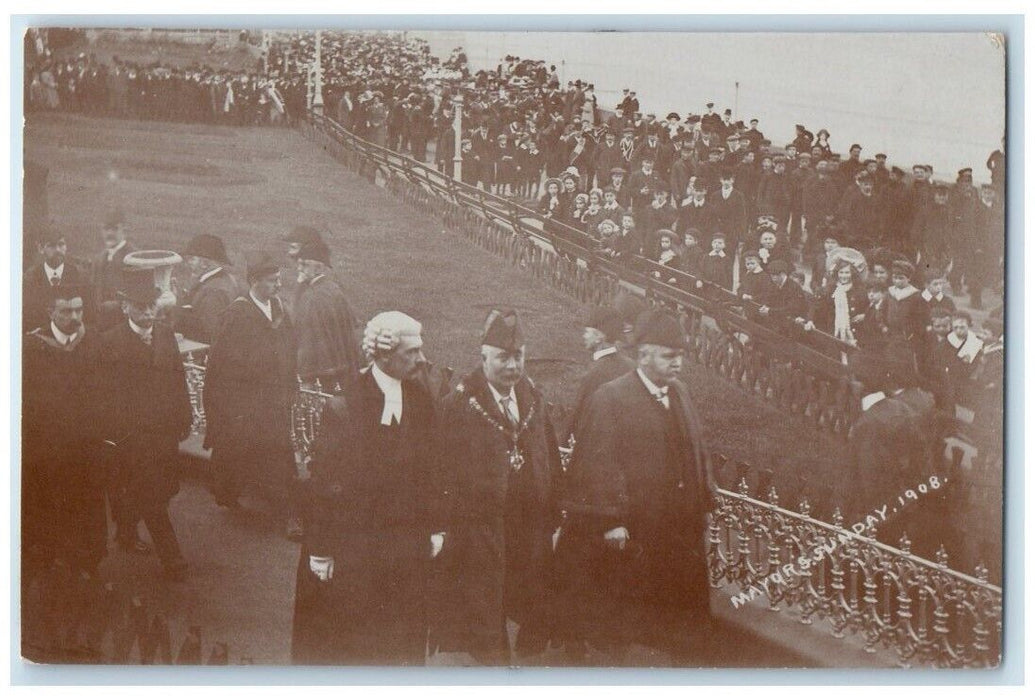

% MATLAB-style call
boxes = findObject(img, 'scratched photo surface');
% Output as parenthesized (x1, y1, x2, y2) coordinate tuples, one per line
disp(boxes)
(20, 28, 1004, 669)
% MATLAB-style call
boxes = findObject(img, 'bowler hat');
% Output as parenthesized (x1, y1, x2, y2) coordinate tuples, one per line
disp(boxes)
(184, 233, 230, 265)
(633, 309, 685, 350)
(481, 308, 524, 351)
(117, 267, 160, 305)
(586, 306, 624, 342)
(297, 240, 332, 267)
(283, 225, 324, 247)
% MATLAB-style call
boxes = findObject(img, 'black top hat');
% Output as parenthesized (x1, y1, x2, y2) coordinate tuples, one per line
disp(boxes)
(117, 267, 160, 306)
(184, 233, 230, 265)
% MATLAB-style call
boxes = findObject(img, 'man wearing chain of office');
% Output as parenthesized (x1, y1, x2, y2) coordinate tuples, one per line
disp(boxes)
(435, 308, 564, 665)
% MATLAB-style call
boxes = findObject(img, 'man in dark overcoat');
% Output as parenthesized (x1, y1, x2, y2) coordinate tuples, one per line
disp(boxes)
(293, 240, 362, 389)
(177, 233, 241, 344)
(566, 306, 636, 440)
(22, 284, 107, 578)
(202, 254, 300, 539)
(437, 309, 563, 664)
(97, 268, 192, 579)
(557, 309, 717, 664)
(292, 311, 447, 665)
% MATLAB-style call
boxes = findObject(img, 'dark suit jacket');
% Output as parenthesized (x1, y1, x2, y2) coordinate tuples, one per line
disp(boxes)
(568, 352, 636, 440)
(177, 267, 242, 344)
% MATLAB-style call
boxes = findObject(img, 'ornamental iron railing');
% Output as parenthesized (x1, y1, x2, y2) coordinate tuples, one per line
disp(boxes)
(178, 350, 1001, 668)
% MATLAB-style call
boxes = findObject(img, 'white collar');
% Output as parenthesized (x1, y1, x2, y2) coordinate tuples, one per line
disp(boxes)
(127, 317, 152, 340)
(721, 187, 733, 198)
(920, 288, 944, 302)
(44, 261, 65, 279)
(486, 381, 519, 422)
(636, 368, 667, 396)
(709, 249, 726, 258)
(309, 273, 326, 286)
(50, 321, 77, 346)
(948, 330, 983, 362)
(370, 362, 404, 426)
(592, 346, 618, 361)
(861, 391, 886, 412)
(888, 285, 919, 301)
(249, 291, 273, 321)
(199, 266, 224, 284)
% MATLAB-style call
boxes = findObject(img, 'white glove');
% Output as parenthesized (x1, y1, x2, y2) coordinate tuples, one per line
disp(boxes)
(604, 526, 630, 550)
(430, 532, 445, 559)
(309, 555, 334, 581)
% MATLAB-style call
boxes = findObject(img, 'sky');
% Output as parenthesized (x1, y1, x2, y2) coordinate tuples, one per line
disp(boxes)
(411, 31, 1005, 182)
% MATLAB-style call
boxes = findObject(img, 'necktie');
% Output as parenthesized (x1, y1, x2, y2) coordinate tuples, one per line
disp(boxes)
(653, 387, 669, 409)
(499, 397, 518, 428)
(140, 330, 152, 346)
(50, 275, 60, 286)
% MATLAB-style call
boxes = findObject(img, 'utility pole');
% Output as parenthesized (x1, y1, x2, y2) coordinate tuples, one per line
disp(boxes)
(734, 81, 740, 121)
(452, 94, 464, 181)
(312, 30, 324, 117)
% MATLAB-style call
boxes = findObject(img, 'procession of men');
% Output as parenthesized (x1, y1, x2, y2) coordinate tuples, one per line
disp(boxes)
(21, 202, 727, 664)
(20, 28, 1005, 669)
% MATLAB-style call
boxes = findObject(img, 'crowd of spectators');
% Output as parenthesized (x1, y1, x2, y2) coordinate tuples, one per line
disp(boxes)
(25, 29, 1005, 436)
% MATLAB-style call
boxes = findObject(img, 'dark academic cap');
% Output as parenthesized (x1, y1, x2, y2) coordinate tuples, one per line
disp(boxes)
(767, 260, 790, 275)
(633, 309, 685, 350)
(875, 153, 887, 160)
(117, 267, 160, 305)
(585, 306, 624, 342)
(749, 118, 759, 125)
(481, 308, 524, 351)
(933, 183, 950, 193)
(640, 155, 656, 163)
(705, 102, 715, 108)
(958, 167, 974, 177)
(246, 252, 280, 284)
(850, 143, 862, 151)
(890, 166, 905, 177)
(297, 240, 332, 267)
(103, 208, 126, 230)
(609, 166, 627, 175)
(666, 112, 680, 120)
(184, 233, 230, 265)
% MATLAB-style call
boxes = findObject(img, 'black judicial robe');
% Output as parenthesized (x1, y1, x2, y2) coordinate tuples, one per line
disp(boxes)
(292, 369, 445, 665)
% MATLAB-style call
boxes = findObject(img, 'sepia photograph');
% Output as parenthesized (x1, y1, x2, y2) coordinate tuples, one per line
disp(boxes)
(16, 19, 1009, 674)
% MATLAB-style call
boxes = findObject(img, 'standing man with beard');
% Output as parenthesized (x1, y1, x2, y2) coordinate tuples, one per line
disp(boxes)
(202, 254, 301, 540)
(98, 269, 192, 580)
(293, 312, 447, 665)
(437, 309, 563, 665)
(293, 240, 362, 390)
(558, 309, 717, 664)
